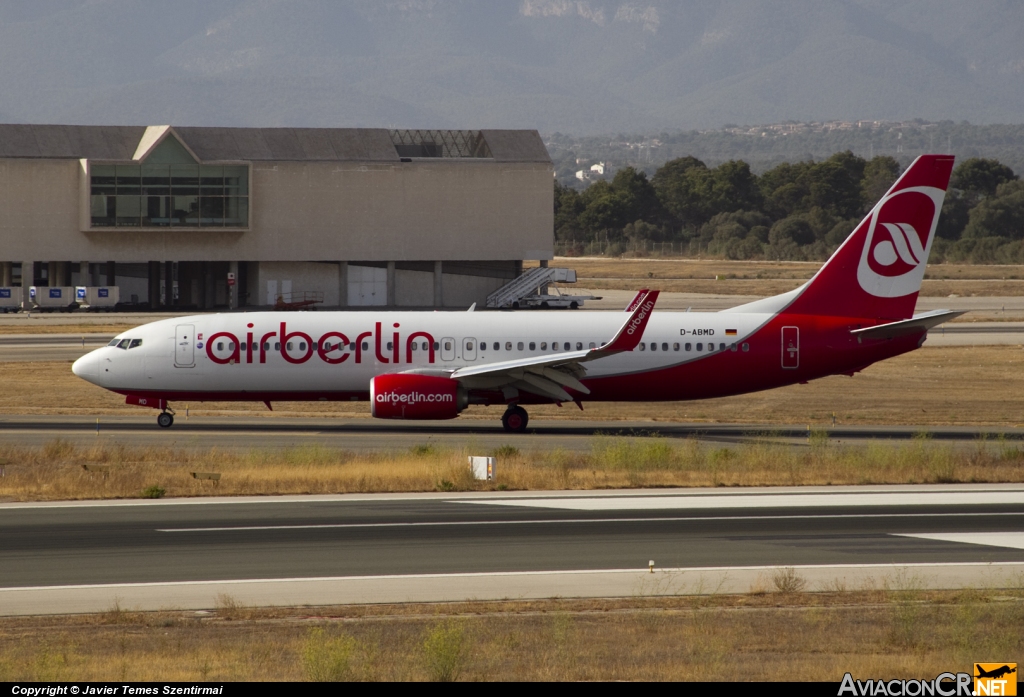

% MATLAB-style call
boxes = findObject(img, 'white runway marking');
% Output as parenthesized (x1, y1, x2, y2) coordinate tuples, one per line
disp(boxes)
(462, 491, 1024, 511)
(895, 532, 1024, 551)
(157, 511, 1024, 533)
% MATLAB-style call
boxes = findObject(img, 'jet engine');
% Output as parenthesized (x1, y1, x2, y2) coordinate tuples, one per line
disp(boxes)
(370, 373, 467, 420)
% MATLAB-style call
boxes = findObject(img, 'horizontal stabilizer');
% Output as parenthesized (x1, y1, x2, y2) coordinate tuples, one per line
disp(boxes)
(850, 310, 966, 340)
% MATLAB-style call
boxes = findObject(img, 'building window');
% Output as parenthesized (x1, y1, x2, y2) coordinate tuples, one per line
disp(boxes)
(90, 161, 249, 228)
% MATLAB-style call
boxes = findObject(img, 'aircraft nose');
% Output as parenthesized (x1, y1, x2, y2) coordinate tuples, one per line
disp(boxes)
(72, 350, 100, 380)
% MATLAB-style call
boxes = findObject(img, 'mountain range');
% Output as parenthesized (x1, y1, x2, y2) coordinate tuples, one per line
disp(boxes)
(1, 1, 1023, 134)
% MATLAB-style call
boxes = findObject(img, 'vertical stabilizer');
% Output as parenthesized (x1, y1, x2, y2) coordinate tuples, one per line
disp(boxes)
(783, 154, 955, 320)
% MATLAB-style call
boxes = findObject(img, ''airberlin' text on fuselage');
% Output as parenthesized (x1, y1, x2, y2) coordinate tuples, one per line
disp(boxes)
(205, 322, 436, 366)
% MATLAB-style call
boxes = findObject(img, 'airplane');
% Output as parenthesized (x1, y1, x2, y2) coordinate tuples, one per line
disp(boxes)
(72, 154, 961, 433)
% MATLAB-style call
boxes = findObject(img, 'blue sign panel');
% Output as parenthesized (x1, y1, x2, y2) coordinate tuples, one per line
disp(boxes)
(49, 288, 62, 299)
(0, 289, 10, 298)
(98, 288, 109, 298)
(77, 287, 87, 299)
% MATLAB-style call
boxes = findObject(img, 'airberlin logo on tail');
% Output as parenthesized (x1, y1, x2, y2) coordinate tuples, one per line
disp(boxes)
(857, 186, 945, 298)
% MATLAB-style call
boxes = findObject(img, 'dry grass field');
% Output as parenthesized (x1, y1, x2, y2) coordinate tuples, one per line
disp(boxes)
(1, 589, 1020, 681)
(536, 258, 1024, 298)
(2, 433, 1022, 501)
(4, 345, 1023, 427)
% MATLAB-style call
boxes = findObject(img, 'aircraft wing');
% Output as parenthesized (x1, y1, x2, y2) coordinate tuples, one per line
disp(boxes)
(850, 310, 966, 340)
(448, 291, 659, 402)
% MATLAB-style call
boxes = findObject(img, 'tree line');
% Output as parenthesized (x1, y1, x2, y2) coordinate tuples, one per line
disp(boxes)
(554, 153, 1024, 263)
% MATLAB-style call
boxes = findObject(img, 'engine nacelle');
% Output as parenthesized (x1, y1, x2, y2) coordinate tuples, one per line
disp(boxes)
(370, 373, 466, 420)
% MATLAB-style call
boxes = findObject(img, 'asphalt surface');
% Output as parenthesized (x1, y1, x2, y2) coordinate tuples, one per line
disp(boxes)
(2, 414, 1023, 451)
(4, 487, 1024, 586)
(1, 486, 1023, 614)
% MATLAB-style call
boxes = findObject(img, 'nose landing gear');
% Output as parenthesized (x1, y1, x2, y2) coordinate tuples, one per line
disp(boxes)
(157, 411, 175, 428)
(501, 405, 529, 433)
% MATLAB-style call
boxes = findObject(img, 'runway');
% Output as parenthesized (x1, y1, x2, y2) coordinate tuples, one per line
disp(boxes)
(2, 414, 1023, 450)
(2, 485, 1023, 615)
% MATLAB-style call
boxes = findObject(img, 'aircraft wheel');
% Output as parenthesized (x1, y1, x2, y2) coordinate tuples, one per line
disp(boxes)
(157, 412, 174, 428)
(501, 406, 529, 433)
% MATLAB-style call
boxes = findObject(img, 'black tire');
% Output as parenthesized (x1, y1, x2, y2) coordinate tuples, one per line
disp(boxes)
(540, 301, 550, 309)
(501, 406, 529, 433)
(157, 412, 174, 428)
(569, 301, 579, 309)
(512, 301, 520, 309)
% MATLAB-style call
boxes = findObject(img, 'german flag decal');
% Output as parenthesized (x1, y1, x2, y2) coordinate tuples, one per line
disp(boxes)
(725, 329, 737, 336)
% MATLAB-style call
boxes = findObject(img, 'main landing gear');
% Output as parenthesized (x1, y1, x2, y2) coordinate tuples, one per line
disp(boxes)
(501, 405, 529, 433)
(157, 411, 174, 428)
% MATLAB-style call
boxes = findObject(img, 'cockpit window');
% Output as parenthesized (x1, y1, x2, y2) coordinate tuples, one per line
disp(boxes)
(117, 339, 131, 349)
(128, 339, 143, 349)
(107, 339, 120, 347)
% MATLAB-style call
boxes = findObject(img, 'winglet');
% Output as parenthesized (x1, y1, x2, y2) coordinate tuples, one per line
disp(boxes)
(624, 289, 650, 312)
(601, 290, 659, 353)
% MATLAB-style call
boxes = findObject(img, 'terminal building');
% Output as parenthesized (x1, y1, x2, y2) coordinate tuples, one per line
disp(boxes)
(0, 125, 554, 310)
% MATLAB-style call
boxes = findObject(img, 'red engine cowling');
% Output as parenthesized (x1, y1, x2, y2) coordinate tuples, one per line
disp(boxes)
(370, 374, 465, 420)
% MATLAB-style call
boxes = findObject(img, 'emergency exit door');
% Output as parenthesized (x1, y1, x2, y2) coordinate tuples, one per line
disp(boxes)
(175, 324, 195, 367)
(781, 326, 799, 369)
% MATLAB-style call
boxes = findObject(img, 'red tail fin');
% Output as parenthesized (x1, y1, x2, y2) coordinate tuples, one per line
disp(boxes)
(784, 154, 955, 320)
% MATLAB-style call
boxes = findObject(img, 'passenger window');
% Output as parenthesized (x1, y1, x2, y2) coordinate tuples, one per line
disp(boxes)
(275, 342, 281, 351)
(494, 342, 500, 351)
(662, 343, 668, 351)
(696, 343, 702, 351)
(467, 342, 474, 351)
(362, 342, 369, 351)
(530, 342, 536, 350)
(673, 343, 680, 351)
(422, 341, 429, 350)
(650, 343, 657, 352)
(720, 343, 726, 351)
(432, 342, 439, 350)
(730, 343, 737, 352)
(742, 343, 749, 352)
(506, 342, 512, 351)
(685, 343, 692, 351)
(517, 342, 524, 350)
(589, 342, 596, 349)
(540, 342, 547, 350)
(576, 342, 582, 350)
(263, 343, 270, 351)
(386, 342, 392, 351)
(286, 342, 293, 351)
(639, 343, 646, 351)
(216, 342, 224, 351)
(444, 341, 452, 351)
(129, 339, 142, 349)
(708, 343, 715, 352)
(411, 342, 417, 351)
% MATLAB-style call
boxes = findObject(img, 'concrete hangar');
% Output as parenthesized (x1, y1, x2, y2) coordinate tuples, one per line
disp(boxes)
(0, 125, 553, 311)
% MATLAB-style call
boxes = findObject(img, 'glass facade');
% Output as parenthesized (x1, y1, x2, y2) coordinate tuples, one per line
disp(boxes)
(90, 163, 249, 228)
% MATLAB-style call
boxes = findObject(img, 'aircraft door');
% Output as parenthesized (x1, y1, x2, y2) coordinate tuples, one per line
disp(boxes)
(440, 337, 456, 362)
(175, 324, 195, 367)
(463, 337, 477, 361)
(781, 326, 799, 369)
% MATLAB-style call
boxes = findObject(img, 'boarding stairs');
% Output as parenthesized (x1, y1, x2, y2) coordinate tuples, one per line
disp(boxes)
(487, 267, 593, 309)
